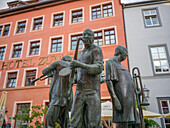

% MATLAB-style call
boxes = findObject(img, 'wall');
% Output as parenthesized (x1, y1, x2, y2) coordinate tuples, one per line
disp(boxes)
(124, 3, 170, 127)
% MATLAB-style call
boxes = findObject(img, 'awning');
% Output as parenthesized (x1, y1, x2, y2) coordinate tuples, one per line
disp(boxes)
(164, 113, 170, 118)
(142, 110, 164, 119)
(0, 91, 7, 127)
(101, 101, 112, 120)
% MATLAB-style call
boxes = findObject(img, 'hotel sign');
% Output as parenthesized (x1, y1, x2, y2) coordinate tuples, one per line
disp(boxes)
(1, 53, 73, 70)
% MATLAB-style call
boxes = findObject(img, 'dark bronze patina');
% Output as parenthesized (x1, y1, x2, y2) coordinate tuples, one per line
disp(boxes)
(106, 46, 140, 128)
(70, 28, 103, 128)
(42, 55, 73, 128)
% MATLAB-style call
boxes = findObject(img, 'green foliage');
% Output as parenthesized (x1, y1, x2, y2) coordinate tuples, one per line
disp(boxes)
(144, 119, 161, 128)
(55, 122, 61, 128)
(13, 105, 48, 128)
(135, 102, 161, 128)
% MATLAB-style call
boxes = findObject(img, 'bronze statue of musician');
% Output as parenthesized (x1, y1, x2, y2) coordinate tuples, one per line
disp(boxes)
(70, 28, 103, 128)
(43, 55, 72, 128)
(106, 46, 140, 128)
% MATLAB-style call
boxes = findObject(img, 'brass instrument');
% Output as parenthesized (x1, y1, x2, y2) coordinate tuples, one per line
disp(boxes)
(132, 67, 149, 128)
(31, 74, 48, 84)
(31, 38, 82, 84)
(59, 37, 82, 78)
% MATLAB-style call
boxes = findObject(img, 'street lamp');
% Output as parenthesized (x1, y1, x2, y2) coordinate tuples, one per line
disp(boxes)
(140, 85, 150, 106)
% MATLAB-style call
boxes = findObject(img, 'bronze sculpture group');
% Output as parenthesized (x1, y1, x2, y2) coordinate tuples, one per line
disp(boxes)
(33, 28, 140, 128)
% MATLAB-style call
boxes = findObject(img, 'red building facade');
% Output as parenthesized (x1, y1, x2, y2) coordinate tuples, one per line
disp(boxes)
(0, 0, 127, 127)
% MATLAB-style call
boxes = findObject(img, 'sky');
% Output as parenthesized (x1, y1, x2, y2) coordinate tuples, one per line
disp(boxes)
(0, 0, 152, 10)
(0, 0, 37, 10)
(0, 0, 11, 10)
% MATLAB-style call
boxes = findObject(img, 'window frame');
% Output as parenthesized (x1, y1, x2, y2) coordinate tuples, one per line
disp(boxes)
(142, 7, 162, 28)
(48, 35, 64, 54)
(42, 100, 49, 122)
(29, 41, 40, 56)
(149, 44, 170, 76)
(14, 19, 28, 35)
(10, 42, 24, 59)
(93, 26, 117, 46)
(90, 1, 114, 21)
(68, 27, 117, 51)
(48, 77, 53, 85)
(157, 97, 170, 128)
(94, 30, 103, 46)
(0, 44, 7, 61)
(51, 11, 65, 28)
(25, 70, 36, 86)
(30, 15, 44, 32)
(102, 3, 113, 18)
(104, 29, 116, 45)
(45, 77, 52, 85)
(70, 33, 83, 50)
(14, 103, 31, 128)
(0, 22, 12, 37)
(27, 39, 42, 57)
(22, 68, 38, 87)
(70, 7, 84, 25)
(3, 70, 19, 89)
(12, 101, 32, 128)
(6, 72, 18, 88)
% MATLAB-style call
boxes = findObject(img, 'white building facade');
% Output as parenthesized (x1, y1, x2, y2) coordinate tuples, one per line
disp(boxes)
(121, 0, 170, 127)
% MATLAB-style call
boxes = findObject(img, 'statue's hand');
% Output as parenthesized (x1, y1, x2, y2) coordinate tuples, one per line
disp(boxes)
(42, 68, 47, 75)
(114, 98, 122, 111)
(70, 60, 81, 68)
(47, 71, 54, 77)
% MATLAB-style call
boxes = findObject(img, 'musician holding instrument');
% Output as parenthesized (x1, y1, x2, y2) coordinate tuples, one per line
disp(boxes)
(70, 28, 103, 128)
(106, 46, 140, 128)
(42, 55, 72, 128)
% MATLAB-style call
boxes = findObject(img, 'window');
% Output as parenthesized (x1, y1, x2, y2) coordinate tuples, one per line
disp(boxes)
(92, 3, 113, 20)
(0, 26, 2, 36)
(51, 38, 62, 53)
(71, 9, 83, 23)
(71, 34, 83, 50)
(0, 47, 6, 60)
(103, 4, 113, 17)
(143, 9, 160, 27)
(160, 100, 170, 128)
(29, 41, 40, 55)
(15, 103, 30, 128)
(32, 17, 43, 30)
(6, 72, 17, 88)
(25, 70, 36, 86)
(48, 77, 52, 85)
(92, 6, 101, 19)
(94, 28, 116, 46)
(12, 44, 22, 58)
(104, 29, 116, 45)
(0, 24, 11, 36)
(16, 21, 26, 33)
(94, 31, 103, 46)
(150, 46, 170, 74)
(53, 13, 63, 27)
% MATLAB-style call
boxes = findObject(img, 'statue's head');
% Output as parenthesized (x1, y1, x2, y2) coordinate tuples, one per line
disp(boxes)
(114, 45, 128, 61)
(61, 55, 72, 62)
(82, 28, 94, 46)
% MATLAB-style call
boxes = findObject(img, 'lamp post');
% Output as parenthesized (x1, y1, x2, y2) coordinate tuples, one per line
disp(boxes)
(132, 67, 150, 128)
